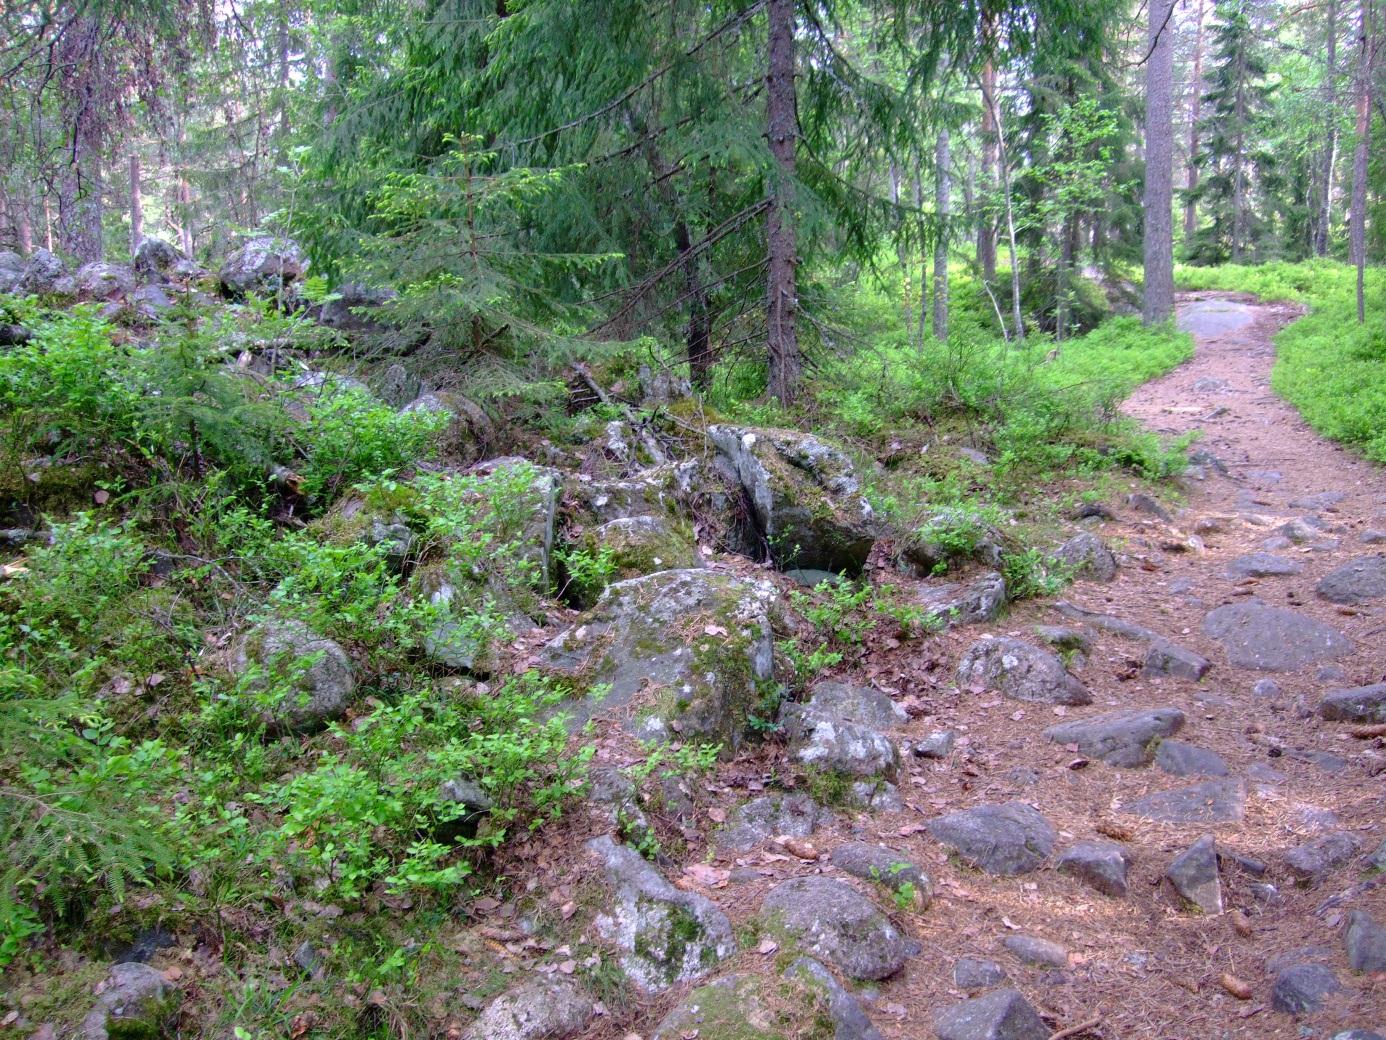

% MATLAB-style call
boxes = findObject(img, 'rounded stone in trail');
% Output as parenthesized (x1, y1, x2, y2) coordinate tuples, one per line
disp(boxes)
(1315, 554, 1386, 604)
(1176, 298, 1256, 336)
(1202, 600, 1353, 671)
(926, 802, 1056, 876)
(1043, 707, 1185, 767)
(1225, 551, 1303, 578)
(1120, 779, 1246, 824)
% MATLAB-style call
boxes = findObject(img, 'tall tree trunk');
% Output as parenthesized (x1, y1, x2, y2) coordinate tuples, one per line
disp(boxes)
(913, 166, 927, 347)
(977, 58, 998, 282)
(1350, 0, 1375, 323)
(15, 188, 32, 254)
(128, 153, 143, 255)
(765, 0, 800, 404)
(985, 87, 1024, 341)
(1315, 0, 1341, 255)
(1184, 0, 1206, 242)
(64, 144, 103, 263)
(932, 129, 950, 341)
(890, 159, 913, 331)
(1143, 0, 1176, 325)
(43, 196, 53, 251)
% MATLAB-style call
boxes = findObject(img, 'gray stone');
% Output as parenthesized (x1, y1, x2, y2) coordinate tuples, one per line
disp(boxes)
(132, 237, 187, 280)
(718, 793, 825, 852)
(917, 571, 1008, 627)
(79, 963, 179, 1040)
(1202, 601, 1353, 672)
(785, 714, 899, 778)
(1284, 832, 1361, 885)
(1056, 840, 1131, 897)
(586, 835, 735, 991)
(1043, 708, 1185, 767)
(1052, 601, 1160, 642)
(1154, 740, 1228, 777)
(1128, 492, 1172, 520)
(219, 236, 307, 297)
(1142, 642, 1211, 680)
(902, 508, 1005, 576)
(957, 637, 1092, 706)
(1363, 840, 1386, 873)
(845, 779, 903, 812)
(460, 975, 595, 1040)
(230, 619, 356, 731)
(800, 681, 908, 729)
(647, 975, 768, 1040)
(1362, 530, 1386, 545)
(1220, 849, 1269, 877)
(1252, 678, 1284, 703)
(913, 730, 957, 759)
(74, 261, 135, 301)
(1344, 909, 1386, 972)
(1034, 625, 1092, 655)
(1226, 552, 1304, 578)
(830, 843, 931, 906)
(0, 250, 25, 293)
(927, 802, 1055, 876)
(1000, 934, 1068, 968)
(954, 957, 1008, 991)
(130, 283, 173, 319)
(933, 988, 1049, 1040)
(1317, 555, 1386, 604)
(1049, 532, 1118, 582)
(760, 876, 909, 980)
(1166, 835, 1222, 914)
(572, 515, 701, 604)
(1330, 1032, 1386, 1040)
(317, 282, 395, 332)
(1291, 491, 1347, 510)
(1319, 684, 1386, 723)
(1271, 963, 1341, 1015)
(292, 941, 323, 978)
(785, 957, 886, 1040)
(1278, 516, 1335, 544)
(1121, 779, 1246, 824)
(18, 249, 67, 294)
(541, 570, 775, 748)
(708, 424, 876, 574)
(372, 364, 421, 409)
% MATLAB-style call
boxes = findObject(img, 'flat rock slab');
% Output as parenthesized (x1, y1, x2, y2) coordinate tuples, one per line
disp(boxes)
(760, 876, 909, 980)
(1155, 739, 1229, 777)
(1044, 708, 1185, 767)
(957, 637, 1092, 706)
(1226, 552, 1303, 578)
(1202, 601, 1353, 672)
(460, 976, 595, 1040)
(1345, 910, 1386, 971)
(927, 802, 1055, 876)
(1056, 840, 1131, 897)
(933, 988, 1050, 1040)
(1316, 555, 1386, 603)
(1319, 683, 1386, 723)
(1121, 779, 1246, 824)
(1271, 963, 1341, 1015)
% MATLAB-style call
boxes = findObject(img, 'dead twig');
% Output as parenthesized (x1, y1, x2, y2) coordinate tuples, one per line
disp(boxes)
(1048, 1018, 1102, 1040)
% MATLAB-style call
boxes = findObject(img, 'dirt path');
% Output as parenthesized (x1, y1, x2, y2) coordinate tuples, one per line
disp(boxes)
(828, 293, 1386, 1038)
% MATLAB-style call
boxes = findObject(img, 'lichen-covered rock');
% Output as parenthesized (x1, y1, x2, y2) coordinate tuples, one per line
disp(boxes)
(460, 975, 595, 1040)
(541, 569, 775, 749)
(18, 248, 67, 294)
(1319, 683, 1386, 723)
(830, 842, 932, 907)
(927, 802, 1055, 876)
(219, 236, 306, 297)
(784, 713, 900, 778)
(958, 637, 1092, 706)
(566, 466, 686, 524)
(717, 793, 825, 852)
(709, 424, 875, 574)
(901, 509, 1005, 577)
(1056, 840, 1130, 897)
(1043, 708, 1185, 767)
(132, 238, 187, 281)
(568, 514, 700, 607)
(651, 967, 881, 1040)
(74, 261, 135, 301)
(587, 835, 735, 991)
(918, 571, 1008, 628)
(1166, 835, 1222, 914)
(80, 963, 179, 1040)
(796, 681, 908, 729)
(933, 988, 1049, 1040)
(760, 876, 910, 980)
(230, 619, 356, 730)
(1049, 532, 1117, 581)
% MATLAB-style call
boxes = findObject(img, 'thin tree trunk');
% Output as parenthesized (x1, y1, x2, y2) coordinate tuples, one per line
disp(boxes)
(985, 88, 1024, 341)
(1143, 0, 1177, 325)
(15, 188, 32, 254)
(890, 159, 912, 330)
(978, 57, 998, 282)
(128, 153, 143, 255)
(765, 0, 800, 403)
(913, 165, 927, 347)
(1350, 0, 1374, 323)
(1315, 0, 1341, 255)
(43, 196, 53, 251)
(1184, 0, 1206, 242)
(932, 129, 950, 341)
(0, 189, 10, 252)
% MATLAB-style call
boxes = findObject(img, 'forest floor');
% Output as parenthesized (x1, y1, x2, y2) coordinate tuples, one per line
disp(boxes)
(588, 291, 1386, 1039)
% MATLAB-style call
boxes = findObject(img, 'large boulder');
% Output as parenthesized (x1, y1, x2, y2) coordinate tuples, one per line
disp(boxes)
(565, 514, 701, 608)
(1043, 708, 1185, 767)
(132, 237, 188, 281)
(926, 802, 1055, 876)
(587, 835, 735, 991)
(460, 975, 595, 1040)
(1202, 601, 1353, 672)
(708, 424, 875, 574)
(18, 248, 67, 294)
(230, 618, 356, 731)
(541, 569, 775, 748)
(219, 236, 306, 297)
(73, 261, 135, 301)
(0, 250, 25, 293)
(759, 876, 910, 980)
(79, 963, 180, 1040)
(957, 637, 1092, 706)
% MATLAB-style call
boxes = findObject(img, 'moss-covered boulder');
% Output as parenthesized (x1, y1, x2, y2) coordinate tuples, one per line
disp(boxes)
(79, 963, 180, 1040)
(648, 970, 874, 1040)
(709, 425, 875, 575)
(566, 515, 701, 608)
(565, 463, 689, 524)
(313, 490, 415, 570)
(540, 569, 776, 749)
(413, 560, 537, 674)
(230, 618, 357, 731)
(401, 391, 492, 462)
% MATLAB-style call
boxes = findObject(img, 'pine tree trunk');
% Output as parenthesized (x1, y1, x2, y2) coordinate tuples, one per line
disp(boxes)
(1314, 0, 1341, 255)
(978, 58, 998, 282)
(1184, 0, 1206, 242)
(891, 159, 913, 330)
(932, 129, 950, 341)
(765, 0, 800, 404)
(128, 153, 143, 255)
(14, 187, 32, 255)
(1350, 0, 1374, 322)
(1142, 0, 1176, 325)
(913, 165, 927, 347)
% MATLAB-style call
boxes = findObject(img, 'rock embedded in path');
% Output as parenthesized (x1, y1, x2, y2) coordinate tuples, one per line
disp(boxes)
(798, 681, 907, 729)
(1202, 601, 1353, 672)
(957, 637, 1092, 706)
(717, 793, 825, 852)
(913, 730, 957, 759)
(918, 571, 1008, 627)
(933, 988, 1050, 1040)
(784, 957, 886, 1040)
(1284, 832, 1361, 885)
(954, 957, 1008, 992)
(79, 963, 180, 1040)
(1001, 934, 1068, 968)
(1049, 532, 1118, 582)
(1344, 909, 1386, 972)
(1142, 641, 1211, 681)
(830, 843, 931, 906)
(786, 714, 900, 778)
(1271, 963, 1342, 1015)
(1363, 840, 1386, 873)
(927, 802, 1055, 876)
(460, 975, 595, 1040)
(1166, 836, 1223, 914)
(587, 835, 735, 991)
(1121, 779, 1245, 824)
(1043, 708, 1185, 767)
(1056, 841, 1131, 897)
(759, 876, 910, 980)
(1317, 555, 1386, 603)
(1319, 683, 1386, 723)
(1155, 739, 1229, 777)
(1226, 552, 1304, 578)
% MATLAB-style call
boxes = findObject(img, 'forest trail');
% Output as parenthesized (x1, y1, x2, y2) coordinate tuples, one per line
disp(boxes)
(779, 293, 1386, 1039)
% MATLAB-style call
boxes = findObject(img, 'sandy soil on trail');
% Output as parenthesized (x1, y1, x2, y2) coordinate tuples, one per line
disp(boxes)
(671, 292, 1385, 1040)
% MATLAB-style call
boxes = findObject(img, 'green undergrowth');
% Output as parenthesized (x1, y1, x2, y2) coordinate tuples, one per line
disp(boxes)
(1177, 260, 1386, 461)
